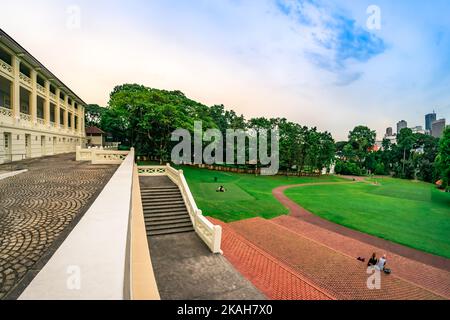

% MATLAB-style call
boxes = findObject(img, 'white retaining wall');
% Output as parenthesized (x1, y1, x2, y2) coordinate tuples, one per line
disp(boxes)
(19, 149, 135, 300)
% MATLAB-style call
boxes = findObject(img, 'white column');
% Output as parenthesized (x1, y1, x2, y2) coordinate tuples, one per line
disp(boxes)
(12, 56, 20, 121)
(64, 95, 69, 130)
(55, 88, 61, 128)
(78, 105, 83, 134)
(70, 100, 76, 133)
(30, 69, 37, 123)
(44, 80, 50, 126)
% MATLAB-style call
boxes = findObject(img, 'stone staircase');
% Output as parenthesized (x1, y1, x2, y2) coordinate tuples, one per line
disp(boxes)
(141, 184, 194, 236)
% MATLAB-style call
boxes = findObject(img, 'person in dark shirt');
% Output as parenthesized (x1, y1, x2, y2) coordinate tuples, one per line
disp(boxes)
(368, 252, 378, 267)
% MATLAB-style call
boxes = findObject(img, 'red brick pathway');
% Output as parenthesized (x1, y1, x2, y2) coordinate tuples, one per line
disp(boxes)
(227, 218, 445, 300)
(273, 183, 450, 272)
(209, 218, 334, 300)
(273, 216, 450, 299)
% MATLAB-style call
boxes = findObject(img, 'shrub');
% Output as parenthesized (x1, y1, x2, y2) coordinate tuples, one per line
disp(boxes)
(335, 161, 363, 176)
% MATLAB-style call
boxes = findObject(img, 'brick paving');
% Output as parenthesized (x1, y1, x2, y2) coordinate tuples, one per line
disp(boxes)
(273, 215, 450, 299)
(228, 218, 445, 300)
(203, 179, 450, 300)
(273, 182, 450, 271)
(209, 218, 333, 300)
(0, 154, 117, 300)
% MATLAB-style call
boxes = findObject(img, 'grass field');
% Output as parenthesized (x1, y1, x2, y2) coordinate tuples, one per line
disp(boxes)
(285, 178, 450, 258)
(181, 166, 345, 222)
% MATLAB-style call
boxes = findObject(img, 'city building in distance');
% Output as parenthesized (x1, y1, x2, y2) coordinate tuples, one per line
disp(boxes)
(431, 118, 446, 138)
(396, 120, 408, 134)
(385, 127, 393, 137)
(425, 112, 437, 132)
(0, 29, 86, 164)
(411, 125, 426, 134)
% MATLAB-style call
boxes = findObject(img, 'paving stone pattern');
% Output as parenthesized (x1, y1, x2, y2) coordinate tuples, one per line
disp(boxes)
(0, 154, 117, 299)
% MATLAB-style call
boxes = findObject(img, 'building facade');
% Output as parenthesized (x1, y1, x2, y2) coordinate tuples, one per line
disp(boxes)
(385, 127, 393, 137)
(411, 125, 426, 134)
(425, 112, 437, 132)
(431, 119, 446, 138)
(86, 126, 106, 147)
(0, 29, 86, 164)
(396, 120, 407, 134)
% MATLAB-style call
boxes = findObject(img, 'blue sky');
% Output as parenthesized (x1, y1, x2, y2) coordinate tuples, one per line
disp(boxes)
(1, 0, 449, 140)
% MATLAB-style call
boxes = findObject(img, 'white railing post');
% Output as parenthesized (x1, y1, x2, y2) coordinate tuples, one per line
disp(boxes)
(213, 225, 223, 254)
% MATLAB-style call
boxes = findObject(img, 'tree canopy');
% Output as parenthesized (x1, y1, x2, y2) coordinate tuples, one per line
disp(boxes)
(87, 83, 336, 174)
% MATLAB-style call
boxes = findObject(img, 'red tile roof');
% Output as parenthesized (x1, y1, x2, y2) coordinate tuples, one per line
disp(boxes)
(85, 126, 105, 135)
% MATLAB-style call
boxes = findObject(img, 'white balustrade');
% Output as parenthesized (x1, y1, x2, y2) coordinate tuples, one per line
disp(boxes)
(0, 59, 13, 77)
(20, 113, 32, 122)
(37, 83, 46, 95)
(137, 166, 167, 176)
(137, 163, 222, 254)
(76, 146, 131, 164)
(19, 72, 32, 87)
(0, 106, 12, 117)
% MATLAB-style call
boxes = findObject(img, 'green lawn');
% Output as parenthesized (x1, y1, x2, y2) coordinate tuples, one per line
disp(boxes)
(181, 166, 345, 222)
(285, 178, 450, 258)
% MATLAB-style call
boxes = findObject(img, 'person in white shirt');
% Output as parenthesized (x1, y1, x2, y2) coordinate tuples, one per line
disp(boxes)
(376, 254, 387, 271)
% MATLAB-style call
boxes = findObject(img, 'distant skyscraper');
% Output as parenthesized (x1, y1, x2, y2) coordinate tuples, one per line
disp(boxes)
(385, 127, 393, 137)
(425, 112, 437, 131)
(397, 120, 407, 134)
(432, 119, 446, 138)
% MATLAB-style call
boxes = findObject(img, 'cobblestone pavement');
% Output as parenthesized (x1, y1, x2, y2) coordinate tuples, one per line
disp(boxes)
(0, 154, 117, 299)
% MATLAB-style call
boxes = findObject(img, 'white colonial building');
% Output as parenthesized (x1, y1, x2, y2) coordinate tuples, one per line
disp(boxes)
(0, 29, 86, 164)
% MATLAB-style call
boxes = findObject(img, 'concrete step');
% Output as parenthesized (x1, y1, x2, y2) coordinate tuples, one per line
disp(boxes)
(144, 208, 188, 218)
(141, 192, 182, 198)
(142, 199, 184, 208)
(143, 203, 187, 211)
(141, 194, 183, 200)
(147, 226, 195, 237)
(141, 189, 181, 196)
(147, 214, 191, 222)
(141, 193, 183, 199)
(141, 186, 180, 192)
(146, 217, 192, 227)
(147, 221, 193, 231)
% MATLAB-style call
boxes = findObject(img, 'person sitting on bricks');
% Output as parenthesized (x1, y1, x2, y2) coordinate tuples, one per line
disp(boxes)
(367, 252, 378, 267)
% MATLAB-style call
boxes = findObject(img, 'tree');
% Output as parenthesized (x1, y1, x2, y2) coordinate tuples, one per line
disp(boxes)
(85, 104, 106, 128)
(436, 127, 450, 189)
(395, 128, 416, 178)
(347, 126, 376, 170)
